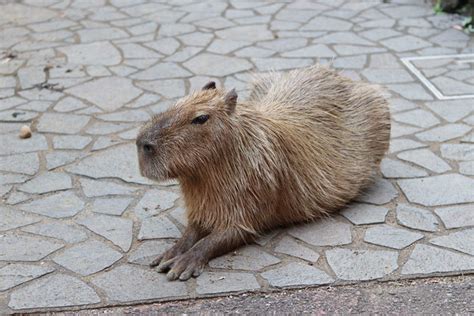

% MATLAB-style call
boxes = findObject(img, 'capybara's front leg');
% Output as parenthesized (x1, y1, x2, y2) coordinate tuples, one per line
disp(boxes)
(150, 223, 206, 268)
(162, 229, 252, 281)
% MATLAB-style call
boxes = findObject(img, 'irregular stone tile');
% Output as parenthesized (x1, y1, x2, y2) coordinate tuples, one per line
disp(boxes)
(360, 28, 401, 41)
(118, 42, 161, 59)
(77, 214, 133, 251)
(67, 77, 142, 111)
(426, 100, 473, 123)
(196, 271, 259, 295)
(131, 63, 191, 80)
(8, 274, 100, 309)
(37, 113, 90, 134)
(393, 109, 440, 128)
(67, 144, 152, 185)
(381, 5, 431, 18)
(381, 158, 428, 178)
(388, 84, 433, 100)
(204, 40, 248, 55)
(54, 97, 88, 112)
(0, 207, 39, 232)
(274, 236, 320, 262)
(460, 161, 474, 176)
(440, 144, 474, 161)
(365, 225, 424, 249)
(275, 9, 318, 23)
(333, 55, 367, 69)
(128, 240, 175, 265)
(430, 229, 474, 256)
(20, 191, 84, 218)
(165, 46, 203, 63)
(401, 244, 474, 275)
(258, 38, 307, 52)
(252, 57, 312, 71)
(91, 197, 132, 216)
(179, 32, 214, 47)
(341, 203, 389, 225)
(282, 44, 335, 58)
(261, 262, 333, 288)
(398, 174, 474, 206)
(183, 53, 252, 77)
(53, 240, 123, 276)
(86, 122, 135, 135)
(416, 124, 471, 142)
(0, 263, 54, 291)
(235, 46, 274, 58)
(303, 16, 352, 31)
(317, 32, 374, 45)
(0, 3, 57, 25)
(22, 221, 88, 243)
(362, 68, 413, 84)
(0, 134, 48, 156)
(333, 45, 385, 56)
(396, 204, 438, 232)
(58, 41, 121, 66)
(435, 205, 474, 229)
(53, 135, 92, 150)
(0, 109, 38, 122)
(0, 234, 63, 261)
(381, 35, 431, 52)
(216, 25, 274, 42)
(288, 219, 352, 246)
(432, 76, 473, 96)
(97, 110, 150, 123)
(462, 132, 474, 143)
(46, 151, 83, 170)
(78, 27, 128, 42)
(391, 122, 423, 138)
(91, 265, 187, 302)
(398, 149, 451, 173)
(79, 178, 136, 197)
(169, 206, 187, 226)
(17, 66, 45, 89)
(0, 152, 39, 175)
(356, 178, 398, 205)
(138, 216, 181, 240)
(0, 174, 29, 186)
(389, 139, 426, 154)
(18, 172, 72, 194)
(209, 245, 280, 270)
(326, 248, 398, 281)
(144, 38, 180, 55)
(158, 23, 196, 37)
(134, 189, 180, 218)
(136, 79, 185, 98)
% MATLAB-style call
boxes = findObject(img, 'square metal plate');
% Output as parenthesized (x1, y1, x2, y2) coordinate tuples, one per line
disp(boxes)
(401, 53, 474, 100)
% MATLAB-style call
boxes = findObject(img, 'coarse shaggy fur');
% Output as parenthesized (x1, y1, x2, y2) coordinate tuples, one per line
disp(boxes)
(137, 64, 391, 238)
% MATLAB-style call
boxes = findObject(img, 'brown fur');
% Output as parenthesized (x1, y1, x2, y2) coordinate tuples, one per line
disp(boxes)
(136, 65, 391, 281)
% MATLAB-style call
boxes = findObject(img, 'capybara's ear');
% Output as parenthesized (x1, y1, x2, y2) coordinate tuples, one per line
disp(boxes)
(224, 88, 237, 114)
(202, 81, 216, 90)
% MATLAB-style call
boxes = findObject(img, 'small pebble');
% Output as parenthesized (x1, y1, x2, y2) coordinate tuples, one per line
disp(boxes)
(19, 125, 32, 139)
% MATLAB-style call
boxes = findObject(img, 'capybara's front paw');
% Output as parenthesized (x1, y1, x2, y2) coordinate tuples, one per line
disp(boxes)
(149, 243, 184, 269)
(162, 251, 206, 281)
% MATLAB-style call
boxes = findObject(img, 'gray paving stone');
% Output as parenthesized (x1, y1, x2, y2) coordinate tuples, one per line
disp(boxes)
(169, 206, 188, 226)
(391, 122, 423, 138)
(360, 28, 401, 41)
(0, 152, 39, 175)
(52, 135, 92, 150)
(380, 158, 428, 178)
(128, 240, 175, 265)
(381, 35, 431, 52)
(326, 248, 398, 281)
(78, 27, 128, 42)
(86, 122, 136, 135)
(53, 240, 122, 276)
(134, 189, 180, 218)
(426, 100, 473, 123)
(138, 216, 181, 240)
(67, 77, 142, 111)
(333, 45, 385, 56)
(389, 138, 426, 154)
(0, 109, 38, 122)
(144, 38, 180, 55)
(79, 178, 136, 197)
(37, 113, 90, 134)
(317, 32, 374, 45)
(440, 144, 474, 161)
(235, 46, 275, 58)
(131, 63, 191, 80)
(92, 264, 187, 302)
(22, 221, 88, 243)
(364, 225, 424, 249)
(46, 151, 83, 170)
(288, 219, 352, 247)
(341, 203, 389, 225)
(416, 124, 471, 142)
(67, 144, 152, 185)
(0, 207, 40, 232)
(388, 84, 433, 100)
(356, 178, 398, 205)
(58, 41, 121, 66)
(0, 173, 29, 185)
(332, 55, 367, 69)
(216, 25, 274, 42)
(282, 44, 336, 58)
(460, 161, 474, 176)
(253, 57, 313, 71)
(18, 172, 72, 194)
(435, 205, 474, 229)
(0, 234, 63, 261)
(303, 16, 352, 31)
(19, 190, 84, 218)
(398, 149, 451, 173)
(261, 262, 333, 288)
(91, 197, 132, 216)
(137, 79, 186, 98)
(54, 97, 88, 112)
(0, 133, 48, 155)
(396, 204, 438, 233)
(210, 245, 280, 270)
(179, 32, 214, 47)
(0, 263, 54, 291)
(430, 229, 474, 256)
(393, 109, 440, 128)
(196, 271, 260, 295)
(184, 53, 252, 77)
(6, 192, 30, 206)
(274, 236, 320, 262)
(8, 274, 100, 309)
(17, 66, 46, 89)
(98, 109, 150, 122)
(402, 244, 474, 275)
(362, 68, 413, 84)
(259, 38, 308, 52)
(77, 214, 133, 251)
(275, 9, 318, 23)
(398, 174, 474, 206)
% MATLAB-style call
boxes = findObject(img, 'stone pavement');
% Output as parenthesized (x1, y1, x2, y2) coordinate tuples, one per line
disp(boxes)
(0, 0, 473, 313)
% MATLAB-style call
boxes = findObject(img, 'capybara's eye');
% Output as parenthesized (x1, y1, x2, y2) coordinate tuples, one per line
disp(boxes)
(191, 114, 209, 125)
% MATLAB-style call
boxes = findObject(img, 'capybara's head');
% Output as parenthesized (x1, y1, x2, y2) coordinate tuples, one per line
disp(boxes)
(136, 82, 238, 181)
